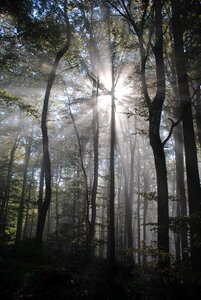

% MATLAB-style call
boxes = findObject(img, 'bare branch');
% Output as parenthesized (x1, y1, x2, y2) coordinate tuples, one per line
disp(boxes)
(162, 117, 182, 146)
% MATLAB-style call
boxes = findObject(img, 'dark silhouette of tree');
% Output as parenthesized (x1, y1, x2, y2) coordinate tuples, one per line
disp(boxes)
(36, 1, 71, 248)
(171, 0, 201, 272)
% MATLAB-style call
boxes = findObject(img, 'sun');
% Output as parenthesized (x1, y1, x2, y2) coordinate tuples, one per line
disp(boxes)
(114, 75, 132, 101)
(95, 69, 132, 111)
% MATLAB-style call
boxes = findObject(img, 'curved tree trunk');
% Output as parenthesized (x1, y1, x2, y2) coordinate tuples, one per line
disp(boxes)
(147, 0, 169, 266)
(36, 3, 71, 248)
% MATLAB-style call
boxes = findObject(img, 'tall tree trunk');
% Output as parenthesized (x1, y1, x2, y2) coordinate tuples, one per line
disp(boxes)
(55, 164, 61, 240)
(38, 159, 44, 215)
(195, 85, 201, 148)
(16, 138, 32, 242)
(108, 69, 116, 266)
(86, 78, 99, 259)
(142, 165, 149, 264)
(137, 169, 141, 265)
(29, 206, 35, 238)
(171, 0, 201, 272)
(108, 0, 170, 268)
(68, 100, 89, 249)
(36, 3, 71, 248)
(174, 121, 189, 267)
(127, 139, 136, 265)
(23, 169, 35, 239)
(131, 0, 169, 265)
(118, 134, 135, 265)
(149, 1, 169, 266)
(166, 38, 189, 268)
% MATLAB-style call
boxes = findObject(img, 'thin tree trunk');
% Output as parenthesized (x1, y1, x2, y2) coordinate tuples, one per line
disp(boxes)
(16, 138, 32, 242)
(55, 165, 60, 239)
(108, 68, 116, 266)
(68, 100, 89, 247)
(23, 169, 35, 239)
(29, 206, 35, 238)
(142, 166, 149, 264)
(137, 163, 141, 265)
(86, 79, 99, 259)
(38, 159, 44, 215)
(195, 85, 201, 148)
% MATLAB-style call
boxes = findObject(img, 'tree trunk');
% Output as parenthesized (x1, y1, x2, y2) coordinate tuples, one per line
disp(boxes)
(108, 71, 116, 266)
(171, 0, 201, 271)
(132, 0, 169, 265)
(174, 121, 189, 267)
(86, 79, 99, 259)
(149, 1, 169, 266)
(68, 99, 89, 251)
(23, 169, 35, 239)
(55, 164, 61, 240)
(137, 170, 141, 265)
(142, 165, 149, 264)
(38, 159, 44, 215)
(36, 5, 71, 248)
(119, 137, 135, 265)
(16, 138, 32, 242)
(195, 85, 201, 148)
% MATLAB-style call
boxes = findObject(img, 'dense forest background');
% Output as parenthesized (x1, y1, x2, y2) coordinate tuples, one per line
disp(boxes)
(0, 0, 201, 299)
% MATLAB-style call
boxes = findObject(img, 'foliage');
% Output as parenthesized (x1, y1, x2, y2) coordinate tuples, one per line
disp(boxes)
(0, 89, 39, 118)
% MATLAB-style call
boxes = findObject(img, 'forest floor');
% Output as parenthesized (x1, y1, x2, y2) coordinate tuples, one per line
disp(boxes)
(0, 243, 201, 300)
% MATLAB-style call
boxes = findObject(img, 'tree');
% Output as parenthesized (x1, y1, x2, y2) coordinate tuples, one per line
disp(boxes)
(108, 0, 170, 266)
(36, 0, 71, 248)
(171, 0, 201, 272)
(16, 135, 32, 242)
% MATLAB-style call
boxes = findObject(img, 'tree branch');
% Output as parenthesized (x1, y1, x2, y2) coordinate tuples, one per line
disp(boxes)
(162, 117, 182, 146)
